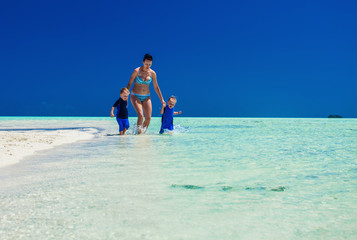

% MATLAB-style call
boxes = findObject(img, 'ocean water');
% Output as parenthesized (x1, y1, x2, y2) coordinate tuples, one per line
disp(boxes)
(0, 117, 356, 239)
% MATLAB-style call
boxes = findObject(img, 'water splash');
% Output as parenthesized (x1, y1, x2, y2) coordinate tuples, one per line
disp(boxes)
(173, 124, 190, 133)
(157, 124, 190, 135)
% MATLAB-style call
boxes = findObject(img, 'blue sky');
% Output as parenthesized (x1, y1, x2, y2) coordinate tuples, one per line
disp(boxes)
(1, 0, 356, 117)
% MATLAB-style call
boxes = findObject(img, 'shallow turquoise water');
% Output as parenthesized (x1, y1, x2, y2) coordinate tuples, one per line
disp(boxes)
(0, 117, 356, 239)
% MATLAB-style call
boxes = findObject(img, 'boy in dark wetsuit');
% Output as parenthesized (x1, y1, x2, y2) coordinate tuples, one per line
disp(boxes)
(159, 96, 182, 134)
(111, 88, 130, 135)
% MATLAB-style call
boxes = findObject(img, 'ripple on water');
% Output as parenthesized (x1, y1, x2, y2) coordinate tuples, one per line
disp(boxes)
(171, 184, 205, 190)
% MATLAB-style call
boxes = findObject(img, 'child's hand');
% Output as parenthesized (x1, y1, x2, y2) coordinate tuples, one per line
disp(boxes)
(178, 111, 182, 114)
(110, 113, 115, 118)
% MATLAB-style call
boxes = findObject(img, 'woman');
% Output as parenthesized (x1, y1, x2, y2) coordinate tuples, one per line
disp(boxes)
(126, 54, 165, 133)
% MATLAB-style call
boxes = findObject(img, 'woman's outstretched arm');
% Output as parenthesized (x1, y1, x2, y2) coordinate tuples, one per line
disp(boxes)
(151, 71, 165, 105)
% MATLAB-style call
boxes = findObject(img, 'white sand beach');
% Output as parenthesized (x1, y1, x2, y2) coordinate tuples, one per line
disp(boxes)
(0, 129, 96, 168)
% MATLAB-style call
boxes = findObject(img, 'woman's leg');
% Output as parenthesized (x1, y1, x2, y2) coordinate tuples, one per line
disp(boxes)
(130, 94, 144, 132)
(142, 97, 152, 130)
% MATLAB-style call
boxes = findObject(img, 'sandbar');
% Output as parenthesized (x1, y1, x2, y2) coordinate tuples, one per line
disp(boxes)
(0, 128, 97, 168)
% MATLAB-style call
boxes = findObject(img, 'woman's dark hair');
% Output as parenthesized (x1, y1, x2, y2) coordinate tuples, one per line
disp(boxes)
(143, 54, 153, 61)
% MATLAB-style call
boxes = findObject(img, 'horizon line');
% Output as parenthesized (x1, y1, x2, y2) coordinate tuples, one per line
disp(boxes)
(0, 116, 355, 119)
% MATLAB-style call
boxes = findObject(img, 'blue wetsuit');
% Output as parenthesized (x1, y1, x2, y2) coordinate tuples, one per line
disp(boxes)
(160, 106, 174, 134)
(112, 98, 129, 132)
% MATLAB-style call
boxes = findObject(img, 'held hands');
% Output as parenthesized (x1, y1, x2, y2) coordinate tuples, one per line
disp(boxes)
(162, 101, 166, 108)
(178, 111, 182, 114)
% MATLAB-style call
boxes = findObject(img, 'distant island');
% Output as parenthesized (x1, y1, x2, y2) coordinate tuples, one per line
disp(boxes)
(328, 115, 343, 118)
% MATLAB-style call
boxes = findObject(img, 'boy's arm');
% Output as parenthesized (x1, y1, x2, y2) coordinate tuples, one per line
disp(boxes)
(110, 107, 115, 118)
(174, 111, 182, 115)
(111, 99, 120, 118)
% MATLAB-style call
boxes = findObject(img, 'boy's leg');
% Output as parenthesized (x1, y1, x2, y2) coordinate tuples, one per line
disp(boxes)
(168, 125, 174, 135)
(122, 119, 129, 135)
(116, 118, 124, 134)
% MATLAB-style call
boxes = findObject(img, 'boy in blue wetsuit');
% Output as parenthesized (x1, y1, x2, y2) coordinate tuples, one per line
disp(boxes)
(111, 88, 130, 135)
(160, 96, 182, 134)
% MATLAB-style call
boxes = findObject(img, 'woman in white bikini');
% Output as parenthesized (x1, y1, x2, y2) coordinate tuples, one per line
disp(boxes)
(126, 54, 165, 133)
